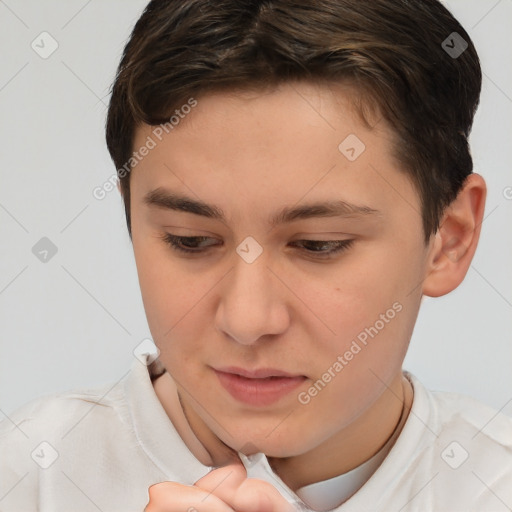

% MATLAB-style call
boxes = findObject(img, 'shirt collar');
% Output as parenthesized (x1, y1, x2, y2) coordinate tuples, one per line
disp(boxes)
(123, 353, 213, 484)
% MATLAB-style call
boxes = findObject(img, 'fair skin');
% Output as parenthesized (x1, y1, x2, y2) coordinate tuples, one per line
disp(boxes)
(127, 81, 486, 510)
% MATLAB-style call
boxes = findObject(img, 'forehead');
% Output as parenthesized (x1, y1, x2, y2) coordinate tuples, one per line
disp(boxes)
(129, 82, 419, 229)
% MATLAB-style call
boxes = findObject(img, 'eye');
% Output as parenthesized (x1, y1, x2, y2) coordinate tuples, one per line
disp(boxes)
(289, 239, 355, 259)
(160, 233, 355, 259)
(160, 233, 220, 254)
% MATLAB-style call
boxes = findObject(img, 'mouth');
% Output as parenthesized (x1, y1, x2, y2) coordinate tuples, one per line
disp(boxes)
(213, 366, 307, 407)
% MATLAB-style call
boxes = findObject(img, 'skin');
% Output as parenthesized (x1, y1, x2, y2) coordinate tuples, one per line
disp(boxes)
(145, 462, 296, 511)
(127, 81, 486, 505)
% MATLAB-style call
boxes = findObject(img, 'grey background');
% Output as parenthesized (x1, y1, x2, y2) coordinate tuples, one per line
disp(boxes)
(0, 0, 511, 418)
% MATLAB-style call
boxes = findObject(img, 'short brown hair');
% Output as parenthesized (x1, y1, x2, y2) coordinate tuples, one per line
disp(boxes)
(105, 0, 482, 243)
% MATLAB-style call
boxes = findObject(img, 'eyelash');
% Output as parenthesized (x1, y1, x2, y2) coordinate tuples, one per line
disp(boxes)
(160, 234, 355, 259)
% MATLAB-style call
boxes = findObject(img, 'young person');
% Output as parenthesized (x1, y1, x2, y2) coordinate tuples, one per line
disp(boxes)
(1, 1, 511, 511)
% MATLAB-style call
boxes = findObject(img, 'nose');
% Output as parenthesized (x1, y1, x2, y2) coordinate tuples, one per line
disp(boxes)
(215, 251, 290, 346)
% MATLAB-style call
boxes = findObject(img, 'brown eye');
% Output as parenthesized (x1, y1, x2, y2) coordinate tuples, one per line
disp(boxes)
(160, 233, 355, 259)
(290, 239, 355, 258)
(161, 234, 220, 254)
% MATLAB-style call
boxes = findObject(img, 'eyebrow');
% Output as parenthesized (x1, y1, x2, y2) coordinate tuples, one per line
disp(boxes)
(143, 187, 380, 228)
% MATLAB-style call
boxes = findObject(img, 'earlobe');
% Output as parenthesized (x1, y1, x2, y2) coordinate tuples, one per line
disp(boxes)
(423, 173, 487, 298)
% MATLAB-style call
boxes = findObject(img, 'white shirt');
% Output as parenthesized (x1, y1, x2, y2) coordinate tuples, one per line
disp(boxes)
(1, 355, 511, 512)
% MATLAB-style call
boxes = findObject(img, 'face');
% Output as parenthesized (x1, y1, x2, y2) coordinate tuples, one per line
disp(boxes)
(129, 81, 431, 457)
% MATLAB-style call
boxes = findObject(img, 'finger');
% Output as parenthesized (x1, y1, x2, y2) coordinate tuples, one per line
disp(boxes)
(194, 462, 247, 502)
(232, 478, 297, 512)
(196, 463, 295, 512)
(144, 481, 236, 512)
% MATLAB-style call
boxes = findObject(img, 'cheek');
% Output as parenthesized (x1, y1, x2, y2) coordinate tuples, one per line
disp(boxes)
(133, 235, 195, 341)
(132, 237, 226, 376)
(289, 261, 397, 347)
(290, 248, 418, 381)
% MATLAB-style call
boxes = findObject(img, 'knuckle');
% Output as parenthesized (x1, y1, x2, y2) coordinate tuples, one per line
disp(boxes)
(146, 481, 176, 503)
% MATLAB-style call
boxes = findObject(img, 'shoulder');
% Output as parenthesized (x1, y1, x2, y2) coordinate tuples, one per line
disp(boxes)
(0, 377, 130, 473)
(0, 380, 129, 510)
(407, 373, 512, 508)
(1, 379, 126, 439)
(426, 381, 512, 446)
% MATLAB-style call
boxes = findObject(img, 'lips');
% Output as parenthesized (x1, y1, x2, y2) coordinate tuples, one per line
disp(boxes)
(213, 366, 307, 406)
(215, 366, 303, 379)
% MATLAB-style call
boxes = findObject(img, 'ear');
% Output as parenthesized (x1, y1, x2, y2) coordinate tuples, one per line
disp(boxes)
(422, 173, 487, 297)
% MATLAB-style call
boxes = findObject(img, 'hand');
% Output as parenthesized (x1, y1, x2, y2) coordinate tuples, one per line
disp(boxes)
(196, 462, 295, 512)
(144, 461, 296, 512)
